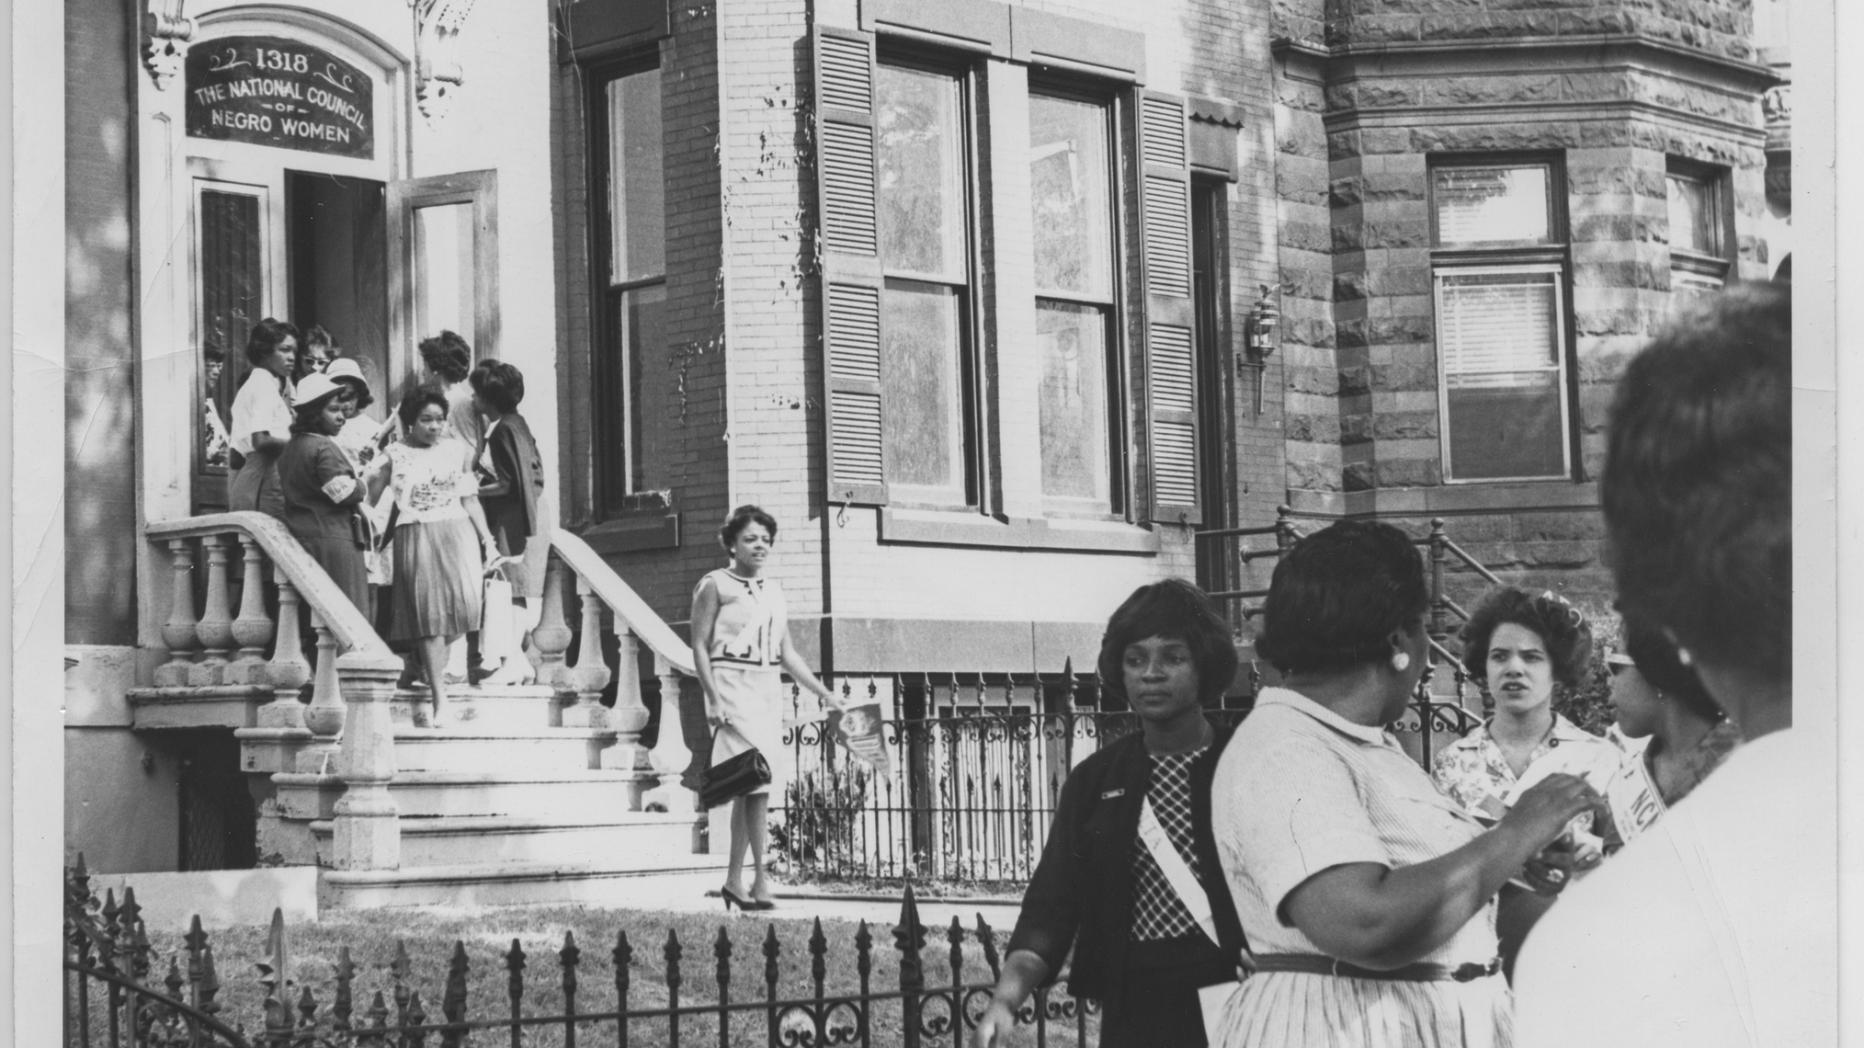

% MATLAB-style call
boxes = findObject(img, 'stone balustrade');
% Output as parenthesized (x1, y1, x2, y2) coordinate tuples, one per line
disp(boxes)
(144, 513, 401, 870)
(546, 529, 699, 813)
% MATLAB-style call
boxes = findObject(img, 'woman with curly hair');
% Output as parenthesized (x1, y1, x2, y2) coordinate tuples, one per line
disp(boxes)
(1432, 587, 1621, 830)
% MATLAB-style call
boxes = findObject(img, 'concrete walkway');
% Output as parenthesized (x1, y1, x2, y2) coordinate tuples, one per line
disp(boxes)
(547, 869, 1027, 930)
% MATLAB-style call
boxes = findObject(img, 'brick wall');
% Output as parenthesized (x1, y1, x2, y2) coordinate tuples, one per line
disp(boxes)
(66, 0, 139, 645)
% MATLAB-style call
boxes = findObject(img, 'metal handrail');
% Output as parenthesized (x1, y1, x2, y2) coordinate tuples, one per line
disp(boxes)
(1438, 534, 1505, 588)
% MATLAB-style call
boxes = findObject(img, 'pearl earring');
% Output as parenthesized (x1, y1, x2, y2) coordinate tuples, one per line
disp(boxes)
(1675, 647, 1694, 668)
(1391, 651, 1411, 673)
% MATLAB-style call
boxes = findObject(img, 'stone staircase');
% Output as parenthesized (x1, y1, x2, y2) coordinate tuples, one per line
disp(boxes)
(131, 515, 722, 910)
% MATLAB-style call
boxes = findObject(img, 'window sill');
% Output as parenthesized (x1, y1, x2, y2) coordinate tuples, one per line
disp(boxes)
(878, 507, 1159, 554)
(579, 509, 681, 554)
(1289, 480, 1597, 518)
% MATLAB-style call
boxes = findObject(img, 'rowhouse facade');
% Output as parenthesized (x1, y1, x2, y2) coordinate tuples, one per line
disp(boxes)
(63, 0, 1786, 880)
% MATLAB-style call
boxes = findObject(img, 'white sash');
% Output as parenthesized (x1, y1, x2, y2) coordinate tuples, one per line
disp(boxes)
(1606, 754, 1666, 846)
(1137, 796, 1220, 947)
(1138, 797, 1243, 1040)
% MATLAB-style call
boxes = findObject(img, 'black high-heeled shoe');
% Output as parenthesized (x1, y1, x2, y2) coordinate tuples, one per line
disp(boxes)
(721, 886, 753, 911)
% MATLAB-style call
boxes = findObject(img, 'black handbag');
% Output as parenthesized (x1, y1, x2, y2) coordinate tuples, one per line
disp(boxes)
(699, 732, 772, 810)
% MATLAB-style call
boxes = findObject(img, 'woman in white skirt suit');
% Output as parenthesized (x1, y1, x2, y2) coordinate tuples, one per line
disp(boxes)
(690, 505, 834, 911)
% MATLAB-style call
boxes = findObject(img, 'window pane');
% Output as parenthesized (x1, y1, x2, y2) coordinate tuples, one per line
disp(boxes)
(616, 282, 668, 493)
(1037, 301, 1111, 504)
(607, 71, 664, 284)
(1438, 271, 1559, 374)
(414, 203, 475, 344)
(1667, 174, 1717, 256)
(1433, 166, 1551, 245)
(1446, 371, 1565, 480)
(198, 189, 262, 473)
(1438, 270, 1566, 479)
(1030, 96, 1113, 298)
(877, 66, 965, 281)
(881, 283, 966, 500)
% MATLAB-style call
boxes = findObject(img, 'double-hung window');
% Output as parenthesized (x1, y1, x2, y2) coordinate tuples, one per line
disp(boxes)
(1666, 161, 1731, 306)
(1030, 91, 1121, 513)
(1429, 159, 1572, 482)
(592, 63, 666, 512)
(876, 61, 975, 506)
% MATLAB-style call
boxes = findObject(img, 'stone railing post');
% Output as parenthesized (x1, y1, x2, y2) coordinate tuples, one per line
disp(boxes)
(332, 653, 403, 871)
(225, 535, 274, 685)
(644, 657, 695, 814)
(190, 535, 235, 685)
(562, 576, 612, 729)
(531, 557, 574, 690)
(259, 578, 312, 729)
(297, 612, 346, 775)
(155, 539, 199, 686)
(602, 624, 651, 777)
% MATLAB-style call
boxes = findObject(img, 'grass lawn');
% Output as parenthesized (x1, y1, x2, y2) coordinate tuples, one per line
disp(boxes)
(91, 903, 1098, 1048)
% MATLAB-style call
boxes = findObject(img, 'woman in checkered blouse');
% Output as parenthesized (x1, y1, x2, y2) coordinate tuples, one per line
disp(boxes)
(972, 580, 1245, 1048)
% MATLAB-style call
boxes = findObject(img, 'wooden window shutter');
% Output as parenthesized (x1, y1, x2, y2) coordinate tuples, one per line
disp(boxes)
(1137, 90, 1200, 525)
(813, 27, 889, 506)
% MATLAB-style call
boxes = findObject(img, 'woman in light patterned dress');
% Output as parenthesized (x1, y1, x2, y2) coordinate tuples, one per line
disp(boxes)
(367, 387, 495, 726)
(1431, 587, 1623, 974)
(690, 505, 834, 910)
(1210, 521, 1603, 1048)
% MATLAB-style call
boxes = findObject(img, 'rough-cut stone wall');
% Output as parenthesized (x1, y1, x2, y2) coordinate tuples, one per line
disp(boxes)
(1324, 0, 1756, 61)
(1269, 0, 1772, 596)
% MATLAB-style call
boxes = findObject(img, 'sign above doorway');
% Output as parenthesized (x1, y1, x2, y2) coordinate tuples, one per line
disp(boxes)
(185, 35, 375, 160)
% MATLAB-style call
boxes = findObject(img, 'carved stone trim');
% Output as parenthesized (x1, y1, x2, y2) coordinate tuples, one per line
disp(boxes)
(144, 0, 196, 90)
(411, 0, 478, 122)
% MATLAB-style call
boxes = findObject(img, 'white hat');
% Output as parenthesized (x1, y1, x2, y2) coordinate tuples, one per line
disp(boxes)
(293, 372, 344, 407)
(324, 357, 367, 385)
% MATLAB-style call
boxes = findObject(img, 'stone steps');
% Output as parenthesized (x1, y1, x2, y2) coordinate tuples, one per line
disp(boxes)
(311, 811, 700, 867)
(319, 854, 728, 910)
(390, 726, 616, 773)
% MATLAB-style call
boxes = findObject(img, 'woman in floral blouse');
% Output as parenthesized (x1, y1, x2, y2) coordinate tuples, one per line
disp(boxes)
(1431, 587, 1621, 975)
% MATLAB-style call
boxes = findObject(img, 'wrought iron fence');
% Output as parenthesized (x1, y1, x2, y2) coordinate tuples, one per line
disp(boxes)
(63, 860, 1098, 1048)
(774, 660, 1482, 883)
(773, 670, 1264, 883)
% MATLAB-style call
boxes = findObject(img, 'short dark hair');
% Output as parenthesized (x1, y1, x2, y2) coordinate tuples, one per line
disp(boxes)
(418, 330, 473, 384)
(1256, 519, 1428, 676)
(719, 505, 779, 548)
(1096, 579, 1238, 707)
(1459, 586, 1593, 689)
(1602, 281, 1790, 681)
(304, 324, 334, 350)
(204, 342, 226, 365)
(1620, 615, 1723, 723)
(244, 318, 302, 366)
(397, 386, 451, 428)
(468, 359, 525, 414)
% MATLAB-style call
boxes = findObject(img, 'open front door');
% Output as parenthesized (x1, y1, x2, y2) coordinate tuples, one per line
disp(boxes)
(387, 170, 500, 399)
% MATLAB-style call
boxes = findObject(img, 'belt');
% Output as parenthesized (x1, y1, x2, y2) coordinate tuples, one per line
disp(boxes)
(1249, 953, 1501, 983)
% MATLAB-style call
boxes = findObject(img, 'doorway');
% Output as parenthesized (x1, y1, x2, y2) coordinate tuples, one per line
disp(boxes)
(288, 172, 391, 417)
(190, 166, 388, 514)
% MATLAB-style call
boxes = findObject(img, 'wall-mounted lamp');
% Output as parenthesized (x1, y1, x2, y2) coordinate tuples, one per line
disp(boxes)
(1242, 285, 1281, 414)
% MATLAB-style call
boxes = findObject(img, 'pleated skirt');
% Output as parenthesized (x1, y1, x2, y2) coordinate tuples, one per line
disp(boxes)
(388, 517, 482, 642)
(1210, 971, 1512, 1048)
